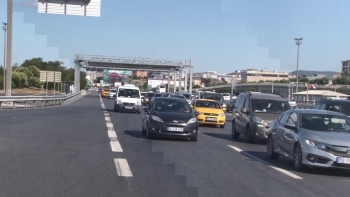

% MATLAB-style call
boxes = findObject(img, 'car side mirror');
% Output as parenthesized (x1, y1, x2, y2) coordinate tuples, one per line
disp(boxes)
(241, 107, 247, 113)
(194, 112, 199, 116)
(190, 105, 194, 108)
(284, 123, 296, 130)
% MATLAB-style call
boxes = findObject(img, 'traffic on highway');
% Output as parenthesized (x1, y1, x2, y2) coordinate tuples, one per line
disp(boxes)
(1, 86, 350, 197)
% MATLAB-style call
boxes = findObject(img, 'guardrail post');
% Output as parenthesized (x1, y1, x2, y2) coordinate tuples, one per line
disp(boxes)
(13, 102, 15, 110)
(25, 101, 27, 109)
(0, 102, 2, 110)
(41, 101, 43, 107)
(33, 101, 36, 108)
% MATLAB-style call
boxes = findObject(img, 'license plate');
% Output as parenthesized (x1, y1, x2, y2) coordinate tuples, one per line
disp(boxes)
(206, 117, 217, 121)
(167, 127, 184, 132)
(125, 106, 133, 109)
(336, 157, 350, 164)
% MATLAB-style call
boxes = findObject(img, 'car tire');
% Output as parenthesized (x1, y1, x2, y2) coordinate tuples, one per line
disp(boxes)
(267, 135, 279, 159)
(146, 124, 153, 139)
(245, 126, 254, 143)
(293, 144, 305, 171)
(232, 121, 240, 139)
(190, 134, 198, 141)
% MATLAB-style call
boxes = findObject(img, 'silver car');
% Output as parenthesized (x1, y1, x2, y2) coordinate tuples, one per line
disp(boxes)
(267, 109, 350, 170)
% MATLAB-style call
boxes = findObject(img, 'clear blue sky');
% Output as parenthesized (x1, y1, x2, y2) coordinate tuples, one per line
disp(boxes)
(0, 0, 349, 74)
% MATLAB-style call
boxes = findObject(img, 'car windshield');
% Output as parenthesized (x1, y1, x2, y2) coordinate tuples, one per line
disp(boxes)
(252, 99, 290, 113)
(117, 89, 140, 98)
(203, 94, 223, 102)
(300, 114, 350, 132)
(222, 93, 230, 96)
(327, 104, 350, 117)
(153, 100, 191, 113)
(181, 94, 191, 99)
(141, 93, 147, 96)
(195, 101, 221, 109)
(170, 95, 186, 100)
(147, 93, 155, 97)
(110, 90, 116, 93)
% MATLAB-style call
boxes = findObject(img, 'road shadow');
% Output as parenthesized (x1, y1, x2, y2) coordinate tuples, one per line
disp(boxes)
(202, 132, 266, 145)
(124, 130, 191, 142)
(101, 108, 141, 114)
(243, 150, 350, 177)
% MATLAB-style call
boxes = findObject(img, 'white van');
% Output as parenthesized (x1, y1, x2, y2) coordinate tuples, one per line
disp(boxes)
(114, 84, 142, 113)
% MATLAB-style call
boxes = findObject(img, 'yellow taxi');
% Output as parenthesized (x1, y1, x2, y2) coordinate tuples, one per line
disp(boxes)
(191, 99, 226, 128)
(102, 89, 110, 97)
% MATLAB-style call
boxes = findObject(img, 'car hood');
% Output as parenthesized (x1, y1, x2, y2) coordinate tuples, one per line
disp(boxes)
(255, 113, 281, 123)
(194, 107, 224, 114)
(302, 130, 350, 146)
(152, 111, 194, 123)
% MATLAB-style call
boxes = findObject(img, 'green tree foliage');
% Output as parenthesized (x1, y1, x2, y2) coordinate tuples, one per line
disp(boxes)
(332, 76, 349, 85)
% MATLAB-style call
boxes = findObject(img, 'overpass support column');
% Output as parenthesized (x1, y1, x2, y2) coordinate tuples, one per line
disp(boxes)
(167, 71, 170, 92)
(173, 72, 176, 93)
(189, 69, 193, 94)
(74, 56, 81, 93)
(184, 69, 187, 92)
(179, 70, 182, 91)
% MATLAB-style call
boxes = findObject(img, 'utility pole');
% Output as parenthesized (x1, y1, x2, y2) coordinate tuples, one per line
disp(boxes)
(294, 37, 303, 93)
(5, 0, 13, 96)
(2, 22, 7, 92)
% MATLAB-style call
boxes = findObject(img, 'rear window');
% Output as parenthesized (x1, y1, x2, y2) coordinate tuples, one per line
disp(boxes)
(222, 93, 230, 96)
(117, 88, 140, 98)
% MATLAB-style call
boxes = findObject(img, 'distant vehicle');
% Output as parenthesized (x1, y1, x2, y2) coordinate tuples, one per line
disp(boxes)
(168, 94, 187, 101)
(102, 89, 110, 97)
(221, 93, 230, 101)
(200, 91, 226, 111)
(143, 92, 155, 105)
(156, 85, 166, 93)
(114, 85, 142, 113)
(314, 97, 350, 117)
(175, 91, 192, 104)
(226, 97, 237, 112)
(288, 99, 297, 108)
(191, 99, 226, 128)
(141, 97, 199, 141)
(267, 109, 350, 170)
(231, 92, 291, 143)
(108, 89, 117, 99)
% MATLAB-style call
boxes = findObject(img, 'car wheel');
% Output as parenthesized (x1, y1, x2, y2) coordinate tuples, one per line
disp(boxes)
(220, 123, 225, 128)
(113, 104, 118, 112)
(267, 135, 279, 159)
(245, 126, 254, 143)
(141, 121, 146, 135)
(190, 134, 198, 141)
(146, 124, 153, 139)
(232, 121, 240, 139)
(293, 144, 305, 170)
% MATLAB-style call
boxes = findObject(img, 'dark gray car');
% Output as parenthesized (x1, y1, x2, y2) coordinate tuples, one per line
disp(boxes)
(231, 92, 290, 143)
(267, 109, 350, 170)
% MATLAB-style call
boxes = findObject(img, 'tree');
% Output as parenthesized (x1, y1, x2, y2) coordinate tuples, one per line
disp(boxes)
(332, 76, 349, 85)
(299, 77, 309, 83)
(192, 84, 201, 89)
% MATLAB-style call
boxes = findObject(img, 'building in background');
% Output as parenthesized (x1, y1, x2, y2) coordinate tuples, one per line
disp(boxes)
(341, 59, 350, 73)
(241, 69, 289, 82)
(133, 71, 148, 78)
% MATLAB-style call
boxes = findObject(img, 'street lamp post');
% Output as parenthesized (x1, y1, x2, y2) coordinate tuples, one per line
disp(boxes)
(2, 22, 7, 92)
(294, 37, 303, 93)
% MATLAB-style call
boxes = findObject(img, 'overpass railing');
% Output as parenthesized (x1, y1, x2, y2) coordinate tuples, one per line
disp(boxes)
(0, 92, 81, 110)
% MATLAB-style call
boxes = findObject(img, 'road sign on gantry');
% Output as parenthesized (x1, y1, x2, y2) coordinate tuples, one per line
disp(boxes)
(40, 71, 62, 82)
(38, 0, 101, 17)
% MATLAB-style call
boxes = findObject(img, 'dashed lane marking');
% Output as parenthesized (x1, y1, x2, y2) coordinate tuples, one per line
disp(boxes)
(227, 145, 303, 180)
(114, 158, 133, 177)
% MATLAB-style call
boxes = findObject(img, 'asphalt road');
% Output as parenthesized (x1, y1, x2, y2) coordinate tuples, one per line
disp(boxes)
(0, 94, 349, 197)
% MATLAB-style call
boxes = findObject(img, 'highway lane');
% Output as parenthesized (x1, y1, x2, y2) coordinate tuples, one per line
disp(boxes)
(1, 93, 349, 196)
(103, 97, 350, 197)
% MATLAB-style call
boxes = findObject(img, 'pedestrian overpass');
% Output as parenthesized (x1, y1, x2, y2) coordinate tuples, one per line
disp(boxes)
(73, 53, 194, 93)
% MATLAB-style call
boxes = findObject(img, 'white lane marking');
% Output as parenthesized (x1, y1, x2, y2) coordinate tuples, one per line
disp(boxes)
(105, 117, 111, 122)
(104, 113, 109, 116)
(108, 130, 117, 138)
(110, 141, 123, 152)
(106, 122, 113, 128)
(227, 145, 303, 180)
(114, 159, 133, 177)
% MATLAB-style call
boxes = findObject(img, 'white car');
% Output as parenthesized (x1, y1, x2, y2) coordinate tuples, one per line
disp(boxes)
(288, 99, 297, 108)
(108, 89, 117, 99)
(222, 93, 230, 101)
(114, 84, 142, 113)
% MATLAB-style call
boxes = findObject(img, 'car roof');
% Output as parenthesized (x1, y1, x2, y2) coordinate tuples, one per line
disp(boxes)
(153, 97, 187, 101)
(118, 86, 140, 90)
(316, 99, 350, 104)
(291, 109, 347, 116)
(243, 92, 286, 101)
(195, 99, 218, 102)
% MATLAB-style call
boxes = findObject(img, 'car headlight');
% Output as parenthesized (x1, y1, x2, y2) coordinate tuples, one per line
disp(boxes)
(222, 104, 226, 107)
(305, 139, 327, 150)
(151, 115, 163, 122)
(187, 118, 197, 124)
(253, 116, 264, 124)
(218, 113, 225, 117)
(117, 100, 123, 104)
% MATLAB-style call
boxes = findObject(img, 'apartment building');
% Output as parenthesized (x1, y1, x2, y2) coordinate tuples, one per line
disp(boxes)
(341, 60, 350, 72)
(241, 69, 289, 82)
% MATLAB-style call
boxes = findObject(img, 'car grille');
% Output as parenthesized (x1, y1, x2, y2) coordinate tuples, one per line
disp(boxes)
(204, 113, 218, 116)
(123, 102, 135, 106)
(326, 145, 350, 157)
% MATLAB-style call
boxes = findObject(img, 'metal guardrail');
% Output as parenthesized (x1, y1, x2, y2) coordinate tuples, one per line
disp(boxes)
(0, 92, 81, 110)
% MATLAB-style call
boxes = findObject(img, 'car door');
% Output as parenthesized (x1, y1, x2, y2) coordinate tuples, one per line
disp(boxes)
(273, 112, 290, 154)
(281, 112, 298, 157)
(236, 95, 247, 134)
(233, 95, 242, 132)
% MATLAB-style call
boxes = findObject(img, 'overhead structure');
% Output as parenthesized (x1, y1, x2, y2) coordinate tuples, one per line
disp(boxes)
(38, 0, 101, 17)
(74, 53, 194, 93)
